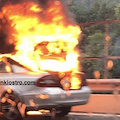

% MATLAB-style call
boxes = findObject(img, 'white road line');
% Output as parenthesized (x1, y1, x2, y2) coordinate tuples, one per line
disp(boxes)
(69, 112, 120, 117)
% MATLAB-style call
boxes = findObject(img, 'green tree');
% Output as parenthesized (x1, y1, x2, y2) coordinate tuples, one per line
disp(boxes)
(81, 32, 104, 78)
(115, 3, 120, 19)
(68, 0, 120, 78)
(85, 32, 104, 57)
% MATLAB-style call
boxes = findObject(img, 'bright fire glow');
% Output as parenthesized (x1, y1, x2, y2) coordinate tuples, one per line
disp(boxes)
(36, 94, 49, 99)
(27, 110, 50, 115)
(1, 0, 82, 89)
(27, 111, 43, 115)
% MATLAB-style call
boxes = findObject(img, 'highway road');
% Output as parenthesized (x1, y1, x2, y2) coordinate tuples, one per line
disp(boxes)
(0, 113, 120, 120)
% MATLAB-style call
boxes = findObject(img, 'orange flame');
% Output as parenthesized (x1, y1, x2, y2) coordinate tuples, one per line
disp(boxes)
(1, 0, 82, 89)
(27, 109, 50, 115)
(1, 0, 81, 72)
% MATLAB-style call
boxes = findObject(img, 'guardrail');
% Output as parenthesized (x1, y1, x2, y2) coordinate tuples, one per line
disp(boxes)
(87, 79, 120, 93)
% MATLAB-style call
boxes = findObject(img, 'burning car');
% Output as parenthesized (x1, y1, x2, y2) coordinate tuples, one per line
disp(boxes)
(0, 56, 91, 120)
(0, 0, 91, 120)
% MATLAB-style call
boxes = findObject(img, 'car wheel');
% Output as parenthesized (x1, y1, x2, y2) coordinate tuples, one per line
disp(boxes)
(1, 91, 23, 120)
(56, 106, 71, 116)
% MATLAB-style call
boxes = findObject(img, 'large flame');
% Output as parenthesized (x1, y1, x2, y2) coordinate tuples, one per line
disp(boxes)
(1, 0, 81, 73)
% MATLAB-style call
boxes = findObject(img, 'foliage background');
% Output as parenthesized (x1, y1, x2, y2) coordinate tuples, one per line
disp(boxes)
(68, 0, 120, 78)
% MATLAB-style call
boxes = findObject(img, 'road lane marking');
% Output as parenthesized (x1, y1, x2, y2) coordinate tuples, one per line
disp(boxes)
(69, 112, 120, 117)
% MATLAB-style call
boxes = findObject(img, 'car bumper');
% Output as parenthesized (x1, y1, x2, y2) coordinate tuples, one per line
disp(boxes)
(22, 86, 91, 110)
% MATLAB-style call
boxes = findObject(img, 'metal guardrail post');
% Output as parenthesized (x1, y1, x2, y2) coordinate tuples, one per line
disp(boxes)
(104, 23, 109, 79)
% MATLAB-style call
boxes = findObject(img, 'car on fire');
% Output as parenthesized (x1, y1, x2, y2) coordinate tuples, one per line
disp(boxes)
(0, 57, 91, 120)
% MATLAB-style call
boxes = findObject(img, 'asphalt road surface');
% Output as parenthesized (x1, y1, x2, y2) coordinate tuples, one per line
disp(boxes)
(0, 113, 120, 120)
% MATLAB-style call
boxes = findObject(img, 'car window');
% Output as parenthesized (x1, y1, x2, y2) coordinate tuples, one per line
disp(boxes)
(40, 79, 55, 84)
(0, 62, 12, 73)
(11, 65, 30, 73)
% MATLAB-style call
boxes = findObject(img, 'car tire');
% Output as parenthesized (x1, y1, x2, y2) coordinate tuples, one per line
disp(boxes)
(1, 91, 23, 120)
(56, 106, 71, 116)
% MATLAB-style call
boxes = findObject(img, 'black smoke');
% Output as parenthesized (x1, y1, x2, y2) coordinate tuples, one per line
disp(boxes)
(0, 0, 24, 53)
(0, 15, 14, 53)
(0, 0, 24, 10)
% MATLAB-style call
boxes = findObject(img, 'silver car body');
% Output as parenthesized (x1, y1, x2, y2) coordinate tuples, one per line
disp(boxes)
(0, 63, 91, 112)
